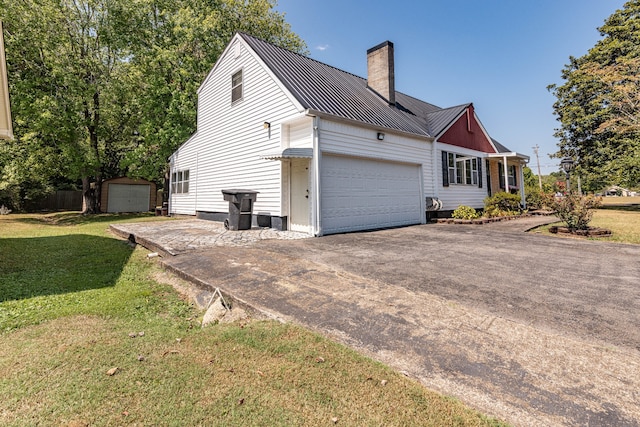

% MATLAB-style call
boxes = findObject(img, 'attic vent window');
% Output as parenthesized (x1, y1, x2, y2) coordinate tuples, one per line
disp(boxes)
(231, 69, 243, 104)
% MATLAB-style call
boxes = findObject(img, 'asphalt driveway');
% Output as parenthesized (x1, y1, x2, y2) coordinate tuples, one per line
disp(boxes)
(112, 218, 640, 426)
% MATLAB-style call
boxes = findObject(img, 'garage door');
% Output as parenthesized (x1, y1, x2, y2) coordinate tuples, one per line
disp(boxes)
(107, 184, 150, 213)
(321, 155, 422, 234)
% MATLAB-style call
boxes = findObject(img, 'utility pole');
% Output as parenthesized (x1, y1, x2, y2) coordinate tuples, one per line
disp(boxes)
(533, 145, 543, 190)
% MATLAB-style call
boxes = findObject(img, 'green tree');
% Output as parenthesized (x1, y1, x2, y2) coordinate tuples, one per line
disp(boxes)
(0, 0, 304, 212)
(122, 0, 306, 181)
(548, 0, 640, 190)
(1, 0, 143, 212)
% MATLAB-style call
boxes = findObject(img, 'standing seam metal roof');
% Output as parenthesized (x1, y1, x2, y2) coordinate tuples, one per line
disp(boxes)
(239, 32, 509, 150)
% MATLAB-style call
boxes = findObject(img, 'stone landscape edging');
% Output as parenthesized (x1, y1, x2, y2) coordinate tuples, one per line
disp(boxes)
(431, 211, 555, 225)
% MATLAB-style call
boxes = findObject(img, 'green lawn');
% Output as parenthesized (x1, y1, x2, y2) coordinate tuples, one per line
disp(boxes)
(536, 205, 640, 244)
(0, 213, 507, 427)
(590, 205, 640, 244)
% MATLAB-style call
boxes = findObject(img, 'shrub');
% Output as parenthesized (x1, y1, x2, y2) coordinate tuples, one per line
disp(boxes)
(550, 194, 602, 231)
(451, 205, 480, 220)
(483, 192, 523, 217)
(526, 189, 553, 210)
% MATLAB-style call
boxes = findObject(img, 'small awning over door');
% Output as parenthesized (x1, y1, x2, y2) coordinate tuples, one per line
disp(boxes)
(260, 147, 313, 161)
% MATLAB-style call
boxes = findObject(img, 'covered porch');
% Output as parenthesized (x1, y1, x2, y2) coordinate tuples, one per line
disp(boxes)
(486, 151, 530, 207)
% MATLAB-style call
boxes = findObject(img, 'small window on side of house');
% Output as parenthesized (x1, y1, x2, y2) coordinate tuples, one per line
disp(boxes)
(171, 169, 190, 194)
(231, 69, 243, 104)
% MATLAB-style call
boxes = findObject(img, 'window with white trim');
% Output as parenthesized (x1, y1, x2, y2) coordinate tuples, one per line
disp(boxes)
(171, 169, 190, 194)
(447, 153, 478, 185)
(231, 69, 243, 104)
(498, 163, 517, 189)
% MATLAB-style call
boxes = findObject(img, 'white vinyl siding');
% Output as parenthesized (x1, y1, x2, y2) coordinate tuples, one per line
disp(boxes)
(170, 37, 301, 216)
(438, 144, 487, 210)
(319, 119, 434, 197)
(231, 69, 243, 104)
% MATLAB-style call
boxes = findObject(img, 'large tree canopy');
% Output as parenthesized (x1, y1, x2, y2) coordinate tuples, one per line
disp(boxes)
(0, 0, 304, 211)
(549, 0, 640, 191)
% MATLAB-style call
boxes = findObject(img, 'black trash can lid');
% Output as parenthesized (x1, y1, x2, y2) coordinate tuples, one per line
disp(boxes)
(221, 189, 260, 195)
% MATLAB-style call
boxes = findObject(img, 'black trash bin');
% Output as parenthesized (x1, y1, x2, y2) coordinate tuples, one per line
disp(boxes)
(221, 189, 259, 230)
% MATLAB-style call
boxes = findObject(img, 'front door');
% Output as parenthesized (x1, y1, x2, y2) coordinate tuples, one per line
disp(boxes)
(290, 159, 310, 233)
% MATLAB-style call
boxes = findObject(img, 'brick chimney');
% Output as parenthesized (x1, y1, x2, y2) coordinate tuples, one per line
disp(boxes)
(367, 41, 395, 106)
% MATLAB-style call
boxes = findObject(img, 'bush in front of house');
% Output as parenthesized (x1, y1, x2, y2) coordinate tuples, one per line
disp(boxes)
(526, 189, 554, 210)
(451, 205, 480, 220)
(550, 193, 602, 231)
(483, 192, 523, 217)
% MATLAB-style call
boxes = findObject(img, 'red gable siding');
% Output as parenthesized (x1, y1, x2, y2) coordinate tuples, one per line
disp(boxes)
(438, 104, 496, 153)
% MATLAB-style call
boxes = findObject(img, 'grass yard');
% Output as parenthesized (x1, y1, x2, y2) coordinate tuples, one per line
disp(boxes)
(534, 203, 640, 244)
(590, 205, 640, 244)
(600, 195, 640, 206)
(0, 213, 506, 426)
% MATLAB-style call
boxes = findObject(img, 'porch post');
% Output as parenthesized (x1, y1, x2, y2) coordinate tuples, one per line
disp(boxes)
(502, 156, 509, 192)
(519, 162, 526, 208)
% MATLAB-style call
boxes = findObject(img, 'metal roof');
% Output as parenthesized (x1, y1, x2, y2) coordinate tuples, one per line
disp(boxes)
(240, 33, 512, 149)
(259, 147, 313, 160)
(491, 138, 511, 153)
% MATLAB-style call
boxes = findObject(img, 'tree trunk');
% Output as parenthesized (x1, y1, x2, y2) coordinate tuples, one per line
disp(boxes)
(81, 176, 101, 214)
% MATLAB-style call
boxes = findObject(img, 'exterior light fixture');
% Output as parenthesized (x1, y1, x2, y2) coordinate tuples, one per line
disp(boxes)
(560, 157, 574, 194)
(377, 132, 385, 141)
(263, 121, 270, 129)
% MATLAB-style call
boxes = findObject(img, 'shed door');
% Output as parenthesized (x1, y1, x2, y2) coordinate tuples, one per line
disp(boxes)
(320, 155, 422, 235)
(107, 184, 150, 213)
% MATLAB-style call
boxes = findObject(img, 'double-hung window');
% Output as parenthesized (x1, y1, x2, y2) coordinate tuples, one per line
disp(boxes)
(445, 152, 479, 185)
(231, 69, 243, 104)
(498, 164, 517, 189)
(171, 169, 190, 194)
(442, 151, 482, 187)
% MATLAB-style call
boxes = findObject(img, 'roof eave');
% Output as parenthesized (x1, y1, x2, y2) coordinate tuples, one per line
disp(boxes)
(487, 152, 530, 162)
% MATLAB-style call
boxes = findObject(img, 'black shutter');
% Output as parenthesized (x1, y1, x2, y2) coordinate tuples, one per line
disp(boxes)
(486, 159, 491, 195)
(477, 157, 482, 188)
(512, 165, 517, 187)
(441, 151, 449, 187)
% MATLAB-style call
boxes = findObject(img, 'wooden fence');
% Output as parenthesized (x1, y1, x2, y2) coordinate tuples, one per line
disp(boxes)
(26, 190, 82, 212)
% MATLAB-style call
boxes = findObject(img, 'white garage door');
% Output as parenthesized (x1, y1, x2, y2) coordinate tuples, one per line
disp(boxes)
(321, 155, 422, 235)
(107, 184, 150, 213)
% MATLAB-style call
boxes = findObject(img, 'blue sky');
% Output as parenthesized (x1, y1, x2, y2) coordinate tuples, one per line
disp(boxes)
(275, 0, 627, 174)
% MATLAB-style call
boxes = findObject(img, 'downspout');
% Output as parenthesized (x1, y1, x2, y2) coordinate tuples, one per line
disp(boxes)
(194, 152, 199, 212)
(432, 139, 439, 199)
(312, 116, 322, 236)
(168, 158, 173, 215)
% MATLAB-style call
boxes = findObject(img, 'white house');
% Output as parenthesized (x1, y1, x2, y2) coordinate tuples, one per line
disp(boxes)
(169, 33, 528, 236)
